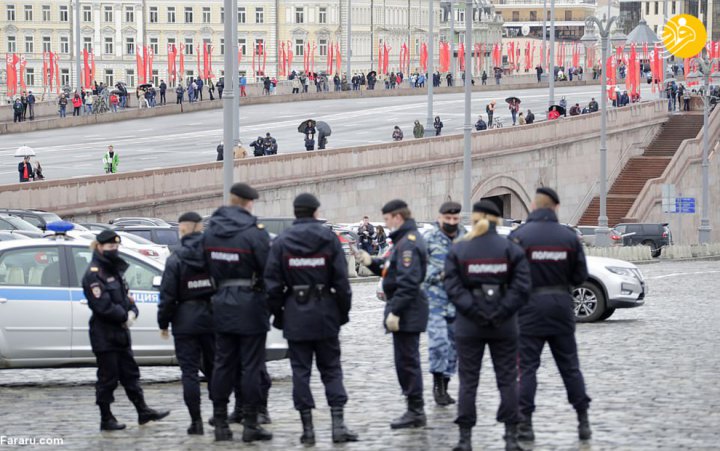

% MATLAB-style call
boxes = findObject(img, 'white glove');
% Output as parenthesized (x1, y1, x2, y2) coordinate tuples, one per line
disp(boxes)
(356, 250, 373, 266)
(385, 313, 401, 332)
(125, 311, 137, 328)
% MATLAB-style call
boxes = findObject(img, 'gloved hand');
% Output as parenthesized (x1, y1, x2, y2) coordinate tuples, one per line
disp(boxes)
(385, 313, 401, 332)
(125, 310, 137, 328)
(356, 250, 373, 266)
(160, 329, 170, 340)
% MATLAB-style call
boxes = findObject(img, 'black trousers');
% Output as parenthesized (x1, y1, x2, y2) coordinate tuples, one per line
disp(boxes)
(160, 92, 166, 104)
(174, 333, 215, 414)
(456, 336, 518, 427)
(288, 337, 348, 410)
(518, 334, 591, 418)
(211, 333, 266, 410)
(94, 349, 143, 405)
(393, 332, 423, 399)
(231, 362, 271, 407)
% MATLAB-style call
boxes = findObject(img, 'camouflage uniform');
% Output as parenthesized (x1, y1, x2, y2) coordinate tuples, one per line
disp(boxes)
(422, 223, 462, 377)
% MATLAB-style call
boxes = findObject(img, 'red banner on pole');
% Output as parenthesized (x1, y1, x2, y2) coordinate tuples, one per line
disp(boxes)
(179, 44, 185, 81)
(336, 42, 342, 75)
(53, 52, 60, 93)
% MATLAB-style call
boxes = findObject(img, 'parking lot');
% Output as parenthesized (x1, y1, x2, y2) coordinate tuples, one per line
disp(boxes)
(1, 259, 719, 450)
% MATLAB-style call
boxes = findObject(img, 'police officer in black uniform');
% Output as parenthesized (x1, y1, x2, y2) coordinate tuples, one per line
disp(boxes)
(509, 187, 592, 442)
(204, 182, 273, 442)
(444, 201, 531, 451)
(158, 212, 215, 435)
(357, 199, 429, 429)
(82, 230, 170, 431)
(264, 193, 358, 445)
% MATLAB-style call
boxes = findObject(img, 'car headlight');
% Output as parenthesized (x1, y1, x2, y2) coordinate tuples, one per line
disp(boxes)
(605, 266, 634, 276)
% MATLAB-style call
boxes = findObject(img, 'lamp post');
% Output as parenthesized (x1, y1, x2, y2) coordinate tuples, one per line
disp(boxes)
(346, 0, 352, 78)
(581, 14, 620, 247)
(222, 0, 237, 203)
(75, 0, 82, 96)
(426, 0, 435, 136)
(548, 0, 555, 107)
(462, 0, 473, 217)
(688, 58, 713, 243)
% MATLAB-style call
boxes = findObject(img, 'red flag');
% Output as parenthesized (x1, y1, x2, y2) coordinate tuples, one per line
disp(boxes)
(626, 44, 638, 96)
(146, 47, 153, 82)
(279, 42, 286, 77)
(42, 52, 48, 88)
(167, 44, 174, 84)
(197, 44, 201, 79)
(327, 41, 334, 74)
(336, 42, 342, 75)
(90, 51, 96, 83)
(439, 41, 450, 72)
(53, 52, 60, 93)
(458, 42, 465, 71)
(203, 42, 209, 79)
(135, 47, 144, 85)
(179, 43, 185, 80)
(378, 44, 383, 73)
(48, 51, 54, 90)
(606, 55, 616, 100)
(383, 43, 390, 75)
(286, 40, 293, 71)
(304, 42, 310, 73)
(420, 43, 428, 73)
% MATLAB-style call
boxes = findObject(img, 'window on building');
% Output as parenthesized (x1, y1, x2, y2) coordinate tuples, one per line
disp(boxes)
(564, 10, 571, 20)
(654, 1, 658, 14)
(202, 7, 210, 23)
(150, 38, 158, 54)
(152, 69, 159, 86)
(319, 39, 328, 56)
(319, 7, 327, 24)
(167, 37, 176, 51)
(458, 9, 464, 22)
(256, 7, 264, 23)
(61, 68, 69, 86)
(104, 6, 113, 22)
(24, 4, 32, 21)
(645, 2, 649, 14)
(185, 39, 193, 54)
(7, 5, 15, 21)
(42, 5, 50, 21)
(238, 38, 246, 56)
(220, 38, 224, 54)
(25, 36, 33, 53)
(7, 36, 16, 53)
(221, 7, 224, 21)
(546, 10, 551, 20)
(672, 1, 676, 14)
(530, 10, 537, 21)
(168, 7, 176, 23)
(60, 5, 68, 21)
(104, 69, 114, 86)
(295, 39, 304, 56)
(185, 7, 193, 23)
(25, 68, 34, 87)
(104, 37, 114, 54)
(186, 71, 194, 85)
(238, 7, 246, 23)
(60, 36, 69, 53)
(83, 37, 92, 52)
(149, 6, 158, 23)
(83, 5, 91, 21)
(42, 36, 51, 52)
(125, 6, 134, 23)
(512, 11, 519, 21)
(126, 69, 135, 87)
(296, 7, 304, 23)
(126, 37, 135, 55)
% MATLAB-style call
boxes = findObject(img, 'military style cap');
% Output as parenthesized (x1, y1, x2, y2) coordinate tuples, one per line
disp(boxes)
(536, 186, 560, 204)
(178, 211, 202, 223)
(472, 200, 501, 217)
(439, 201, 462, 215)
(293, 193, 321, 210)
(97, 230, 121, 244)
(230, 182, 259, 200)
(381, 199, 408, 214)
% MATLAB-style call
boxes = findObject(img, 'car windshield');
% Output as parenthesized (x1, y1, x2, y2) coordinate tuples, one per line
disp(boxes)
(0, 216, 43, 232)
(118, 232, 157, 245)
(153, 229, 179, 246)
(38, 212, 62, 223)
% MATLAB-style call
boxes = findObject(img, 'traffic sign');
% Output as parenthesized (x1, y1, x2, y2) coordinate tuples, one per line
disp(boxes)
(675, 197, 696, 214)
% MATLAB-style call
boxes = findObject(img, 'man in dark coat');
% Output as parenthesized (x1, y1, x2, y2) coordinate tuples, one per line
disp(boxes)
(18, 156, 34, 182)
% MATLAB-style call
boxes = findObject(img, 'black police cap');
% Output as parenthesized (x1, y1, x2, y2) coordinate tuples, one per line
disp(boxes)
(293, 193, 321, 210)
(472, 200, 501, 217)
(439, 201, 462, 215)
(230, 182, 259, 200)
(97, 230, 121, 244)
(178, 211, 202, 223)
(536, 186, 560, 204)
(381, 199, 408, 214)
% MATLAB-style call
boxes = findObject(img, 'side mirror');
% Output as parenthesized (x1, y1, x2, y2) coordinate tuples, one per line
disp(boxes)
(152, 276, 162, 289)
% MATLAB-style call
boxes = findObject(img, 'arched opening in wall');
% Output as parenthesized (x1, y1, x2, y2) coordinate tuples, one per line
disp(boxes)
(481, 195, 508, 218)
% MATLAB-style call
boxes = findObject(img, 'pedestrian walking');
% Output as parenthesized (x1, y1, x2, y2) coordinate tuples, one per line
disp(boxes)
(240, 75, 247, 97)
(159, 80, 167, 104)
(26, 91, 35, 120)
(434, 116, 444, 136)
(103, 145, 119, 174)
(375, 225, 388, 255)
(392, 126, 404, 141)
(58, 94, 68, 117)
(444, 200, 531, 451)
(481, 70, 488, 85)
(509, 187, 592, 443)
(536, 65, 543, 82)
(18, 156, 34, 182)
(413, 120, 425, 138)
(424, 202, 464, 407)
(265, 193, 358, 445)
(196, 78, 204, 101)
(82, 230, 170, 431)
(158, 212, 216, 435)
(357, 200, 428, 429)
(204, 183, 273, 442)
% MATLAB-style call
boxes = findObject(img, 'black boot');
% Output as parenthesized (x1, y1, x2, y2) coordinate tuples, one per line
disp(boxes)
(432, 373, 450, 406)
(242, 406, 273, 443)
(390, 396, 427, 429)
(444, 376, 456, 404)
(99, 403, 126, 431)
(228, 401, 243, 424)
(131, 397, 170, 425)
(517, 416, 534, 441)
(299, 409, 315, 445)
(452, 426, 472, 451)
(504, 423, 522, 451)
(331, 406, 358, 443)
(258, 404, 272, 424)
(213, 405, 233, 442)
(187, 406, 203, 435)
(578, 410, 592, 440)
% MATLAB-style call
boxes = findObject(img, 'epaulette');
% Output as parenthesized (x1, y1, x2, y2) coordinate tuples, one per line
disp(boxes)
(257, 223, 265, 230)
(407, 233, 416, 242)
(90, 267, 99, 272)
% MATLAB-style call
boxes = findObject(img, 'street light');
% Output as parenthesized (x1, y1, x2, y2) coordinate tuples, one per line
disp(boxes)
(581, 14, 621, 247)
(426, 0, 435, 136)
(462, 0, 473, 218)
(687, 57, 714, 243)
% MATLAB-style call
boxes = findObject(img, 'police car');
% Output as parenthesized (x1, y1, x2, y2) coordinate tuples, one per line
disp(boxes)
(0, 224, 287, 369)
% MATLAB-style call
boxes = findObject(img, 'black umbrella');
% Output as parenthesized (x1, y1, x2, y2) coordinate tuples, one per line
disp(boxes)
(505, 96, 521, 104)
(316, 121, 332, 137)
(548, 104, 566, 116)
(367, 70, 377, 78)
(138, 83, 153, 89)
(298, 119, 317, 134)
(110, 89, 122, 95)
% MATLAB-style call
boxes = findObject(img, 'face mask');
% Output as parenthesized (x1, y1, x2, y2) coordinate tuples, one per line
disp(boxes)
(442, 223, 459, 234)
(102, 249, 123, 265)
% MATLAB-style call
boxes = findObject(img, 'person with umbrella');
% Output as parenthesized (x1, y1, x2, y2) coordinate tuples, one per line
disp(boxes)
(18, 156, 35, 183)
(316, 121, 332, 150)
(507, 97, 521, 126)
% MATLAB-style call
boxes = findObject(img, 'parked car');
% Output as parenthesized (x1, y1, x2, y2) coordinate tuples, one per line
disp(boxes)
(0, 232, 287, 369)
(69, 230, 170, 262)
(577, 226, 624, 247)
(111, 225, 180, 247)
(79, 223, 113, 232)
(0, 209, 62, 231)
(0, 232, 26, 242)
(614, 223, 672, 257)
(0, 215, 45, 239)
(109, 217, 170, 227)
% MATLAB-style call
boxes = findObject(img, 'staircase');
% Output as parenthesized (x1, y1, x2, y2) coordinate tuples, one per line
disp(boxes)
(578, 114, 705, 227)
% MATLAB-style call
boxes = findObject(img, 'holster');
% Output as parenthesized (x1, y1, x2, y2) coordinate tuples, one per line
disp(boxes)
(292, 284, 326, 305)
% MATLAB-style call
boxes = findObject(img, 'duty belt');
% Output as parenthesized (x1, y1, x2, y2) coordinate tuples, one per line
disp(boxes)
(471, 284, 505, 302)
(532, 285, 571, 295)
(218, 278, 254, 289)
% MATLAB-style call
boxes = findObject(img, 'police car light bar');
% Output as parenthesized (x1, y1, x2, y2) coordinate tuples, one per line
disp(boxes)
(46, 221, 75, 235)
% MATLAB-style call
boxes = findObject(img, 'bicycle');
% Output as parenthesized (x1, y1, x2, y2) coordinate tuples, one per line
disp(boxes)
(491, 117, 504, 129)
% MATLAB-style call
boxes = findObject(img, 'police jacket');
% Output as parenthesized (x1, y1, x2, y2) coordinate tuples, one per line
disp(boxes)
(158, 232, 215, 336)
(509, 209, 589, 336)
(264, 218, 352, 341)
(82, 251, 139, 353)
(368, 219, 428, 333)
(204, 206, 271, 335)
(444, 224, 530, 339)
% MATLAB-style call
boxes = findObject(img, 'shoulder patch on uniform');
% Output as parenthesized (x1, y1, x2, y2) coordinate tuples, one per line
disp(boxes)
(90, 283, 102, 299)
(407, 233, 416, 241)
(402, 250, 413, 267)
(90, 266, 99, 272)
(257, 223, 265, 230)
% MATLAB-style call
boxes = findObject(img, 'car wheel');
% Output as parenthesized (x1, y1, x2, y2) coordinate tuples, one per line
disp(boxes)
(642, 240, 660, 258)
(573, 281, 606, 322)
(599, 307, 616, 320)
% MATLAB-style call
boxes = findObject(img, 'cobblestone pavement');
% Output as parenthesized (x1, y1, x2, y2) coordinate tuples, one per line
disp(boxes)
(1, 259, 719, 450)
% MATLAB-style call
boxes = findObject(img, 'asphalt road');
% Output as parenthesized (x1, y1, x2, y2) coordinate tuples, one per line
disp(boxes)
(0, 85, 602, 185)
